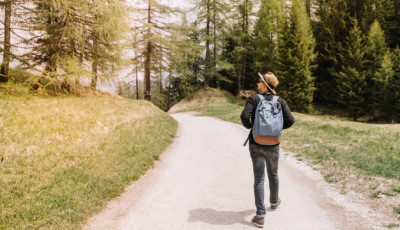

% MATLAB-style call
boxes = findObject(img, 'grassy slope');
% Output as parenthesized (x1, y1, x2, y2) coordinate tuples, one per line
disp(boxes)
(170, 88, 400, 180)
(0, 95, 177, 229)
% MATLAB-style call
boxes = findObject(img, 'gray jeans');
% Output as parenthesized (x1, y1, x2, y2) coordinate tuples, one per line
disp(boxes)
(249, 143, 280, 217)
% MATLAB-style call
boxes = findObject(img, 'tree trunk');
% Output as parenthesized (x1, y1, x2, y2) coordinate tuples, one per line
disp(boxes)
(166, 69, 172, 110)
(1, 1, 12, 83)
(212, 0, 217, 88)
(133, 34, 139, 99)
(204, 0, 211, 88)
(136, 64, 139, 99)
(159, 46, 163, 92)
(306, 0, 311, 17)
(91, 34, 98, 89)
(91, 61, 98, 89)
(242, 0, 249, 91)
(144, 0, 152, 100)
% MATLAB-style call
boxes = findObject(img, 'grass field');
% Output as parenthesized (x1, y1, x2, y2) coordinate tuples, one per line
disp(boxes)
(0, 95, 177, 229)
(170, 88, 400, 180)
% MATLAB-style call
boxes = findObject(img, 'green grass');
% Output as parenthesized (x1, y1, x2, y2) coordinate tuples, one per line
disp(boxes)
(0, 95, 177, 229)
(394, 206, 400, 214)
(385, 223, 400, 229)
(282, 114, 400, 178)
(171, 88, 400, 179)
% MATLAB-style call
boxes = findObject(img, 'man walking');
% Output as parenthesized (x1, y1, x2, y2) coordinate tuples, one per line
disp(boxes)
(240, 72, 294, 228)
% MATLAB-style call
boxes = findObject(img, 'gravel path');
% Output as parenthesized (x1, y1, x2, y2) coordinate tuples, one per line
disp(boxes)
(84, 113, 384, 230)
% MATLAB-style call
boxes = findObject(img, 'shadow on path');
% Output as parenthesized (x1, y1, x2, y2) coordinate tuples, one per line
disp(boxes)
(188, 208, 254, 227)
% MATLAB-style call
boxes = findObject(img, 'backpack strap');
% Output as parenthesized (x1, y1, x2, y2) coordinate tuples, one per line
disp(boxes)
(243, 136, 249, 146)
(272, 96, 280, 113)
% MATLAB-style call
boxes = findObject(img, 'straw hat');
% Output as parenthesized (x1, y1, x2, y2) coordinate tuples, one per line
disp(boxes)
(258, 72, 279, 95)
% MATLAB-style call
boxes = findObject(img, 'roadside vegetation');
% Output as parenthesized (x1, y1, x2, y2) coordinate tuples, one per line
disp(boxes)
(0, 92, 177, 229)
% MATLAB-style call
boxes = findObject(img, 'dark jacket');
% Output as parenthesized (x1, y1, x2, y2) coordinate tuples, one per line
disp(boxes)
(240, 92, 294, 145)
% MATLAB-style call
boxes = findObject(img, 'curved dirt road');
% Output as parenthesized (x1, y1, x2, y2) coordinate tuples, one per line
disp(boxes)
(84, 113, 385, 230)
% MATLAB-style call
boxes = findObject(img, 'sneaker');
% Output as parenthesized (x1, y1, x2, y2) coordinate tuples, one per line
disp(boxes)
(271, 198, 281, 210)
(251, 216, 264, 228)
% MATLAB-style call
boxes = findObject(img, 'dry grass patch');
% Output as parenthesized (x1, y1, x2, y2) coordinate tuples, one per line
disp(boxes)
(0, 95, 177, 229)
(169, 88, 240, 113)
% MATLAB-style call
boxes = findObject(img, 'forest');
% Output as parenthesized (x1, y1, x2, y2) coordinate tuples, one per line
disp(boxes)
(1, 0, 400, 122)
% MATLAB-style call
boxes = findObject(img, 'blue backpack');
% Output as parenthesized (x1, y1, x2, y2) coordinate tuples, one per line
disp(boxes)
(244, 94, 283, 146)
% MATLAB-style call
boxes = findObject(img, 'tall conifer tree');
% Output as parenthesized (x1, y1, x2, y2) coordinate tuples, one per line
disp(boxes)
(26, 0, 127, 91)
(386, 0, 400, 48)
(253, 0, 282, 74)
(313, 0, 349, 103)
(132, 0, 182, 100)
(390, 48, 400, 121)
(275, 0, 315, 112)
(89, 0, 128, 89)
(220, 0, 254, 94)
(194, 0, 229, 88)
(376, 50, 394, 121)
(365, 20, 387, 120)
(336, 19, 366, 121)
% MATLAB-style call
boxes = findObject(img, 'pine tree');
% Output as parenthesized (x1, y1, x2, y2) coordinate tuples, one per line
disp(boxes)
(386, 0, 400, 48)
(346, 0, 371, 34)
(364, 0, 396, 50)
(219, 0, 255, 95)
(89, 0, 128, 89)
(30, 1, 88, 74)
(376, 50, 394, 122)
(132, 0, 184, 100)
(275, 18, 291, 99)
(365, 20, 387, 120)
(275, 0, 315, 112)
(390, 47, 400, 122)
(336, 19, 366, 121)
(313, 0, 349, 103)
(25, 0, 128, 92)
(210, 0, 230, 88)
(166, 17, 202, 104)
(253, 0, 282, 75)
(194, 0, 229, 88)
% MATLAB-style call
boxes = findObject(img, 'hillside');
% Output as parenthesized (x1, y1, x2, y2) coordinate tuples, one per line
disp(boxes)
(169, 88, 244, 113)
(0, 94, 177, 229)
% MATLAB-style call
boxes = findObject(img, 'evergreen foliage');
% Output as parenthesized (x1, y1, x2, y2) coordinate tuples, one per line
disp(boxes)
(390, 48, 400, 121)
(336, 20, 366, 121)
(88, 0, 128, 88)
(30, 1, 87, 73)
(313, 0, 349, 103)
(2, 0, 400, 122)
(219, 0, 255, 95)
(253, 0, 282, 73)
(194, 0, 230, 88)
(19, 0, 129, 92)
(275, 0, 315, 113)
(376, 50, 395, 121)
(275, 16, 291, 100)
(131, 0, 184, 100)
(164, 18, 202, 109)
(386, 0, 400, 48)
(365, 20, 387, 119)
